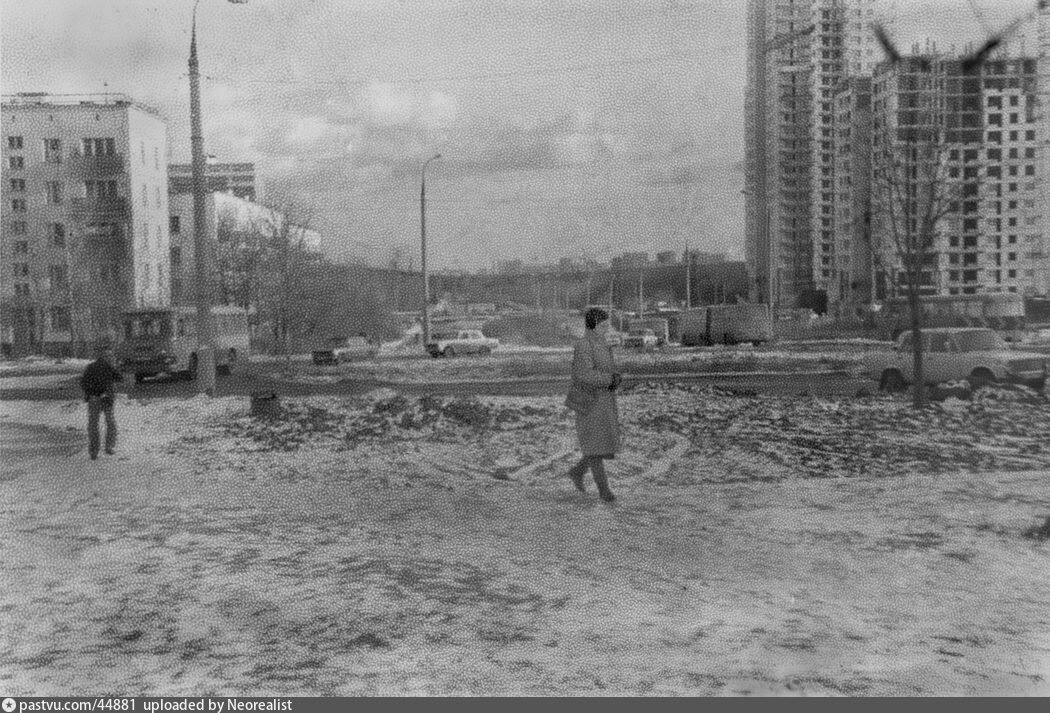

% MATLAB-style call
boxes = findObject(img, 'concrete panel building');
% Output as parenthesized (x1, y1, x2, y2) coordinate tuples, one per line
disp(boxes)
(1, 93, 170, 356)
(745, 0, 880, 312)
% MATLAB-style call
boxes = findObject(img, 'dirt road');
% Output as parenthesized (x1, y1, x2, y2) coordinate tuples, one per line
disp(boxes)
(2, 393, 1048, 696)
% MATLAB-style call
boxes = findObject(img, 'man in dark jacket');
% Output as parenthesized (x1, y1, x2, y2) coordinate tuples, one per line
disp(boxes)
(80, 344, 124, 460)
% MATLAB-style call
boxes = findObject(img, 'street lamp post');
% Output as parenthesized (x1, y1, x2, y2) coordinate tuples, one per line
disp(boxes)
(189, 0, 217, 395)
(420, 153, 442, 346)
(188, 0, 246, 395)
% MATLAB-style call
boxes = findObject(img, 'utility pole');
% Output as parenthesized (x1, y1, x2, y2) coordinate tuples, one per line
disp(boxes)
(189, 2, 217, 395)
(420, 153, 441, 345)
(637, 269, 644, 318)
(684, 242, 691, 309)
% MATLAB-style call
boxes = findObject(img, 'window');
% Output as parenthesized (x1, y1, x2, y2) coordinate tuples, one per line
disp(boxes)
(1026, 130, 1035, 141)
(10, 221, 27, 235)
(48, 265, 68, 291)
(50, 223, 66, 247)
(8, 156, 24, 170)
(42, 138, 62, 163)
(155, 186, 161, 208)
(929, 333, 951, 352)
(1008, 269, 1017, 279)
(13, 263, 29, 278)
(169, 216, 180, 234)
(1009, 113, 1018, 124)
(13, 240, 28, 255)
(8, 136, 23, 150)
(81, 138, 116, 156)
(45, 181, 63, 204)
(14, 283, 30, 297)
(84, 180, 118, 200)
(142, 184, 147, 207)
(153, 146, 159, 170)
(1008, 252, 1017, 261)
(141, 142, 146, 165)
(1025, 165, 1035, 176)
(11, 198, 26, 212)
(9, 178, 25, 192)
(50, 307, 71, 332)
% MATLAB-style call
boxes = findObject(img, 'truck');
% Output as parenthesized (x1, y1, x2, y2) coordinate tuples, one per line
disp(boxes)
(678, 304, 773, 346)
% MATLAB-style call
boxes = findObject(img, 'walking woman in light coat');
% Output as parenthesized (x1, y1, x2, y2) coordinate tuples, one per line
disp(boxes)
(566, 307, 622, 502)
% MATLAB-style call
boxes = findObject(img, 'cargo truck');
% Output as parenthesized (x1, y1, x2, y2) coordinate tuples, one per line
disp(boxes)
(678, 304, 773, 346)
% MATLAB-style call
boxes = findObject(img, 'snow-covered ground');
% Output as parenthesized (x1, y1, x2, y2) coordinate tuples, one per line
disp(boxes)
(2, 386, 1049, 695)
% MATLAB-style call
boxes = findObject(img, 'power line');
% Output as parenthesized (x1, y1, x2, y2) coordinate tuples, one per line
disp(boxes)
(201, 50, 700, 88)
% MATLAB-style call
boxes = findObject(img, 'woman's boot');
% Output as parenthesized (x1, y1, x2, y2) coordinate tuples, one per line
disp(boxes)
(589, 458, 616, 502)
(567, 458, 587, 492)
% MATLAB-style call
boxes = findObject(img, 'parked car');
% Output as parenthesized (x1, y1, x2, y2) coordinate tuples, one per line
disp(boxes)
(870, 327, 1049, 392)
(312, 335, 379, 365)
(622, 328, 659, 350)
(426, 329, 499, 358)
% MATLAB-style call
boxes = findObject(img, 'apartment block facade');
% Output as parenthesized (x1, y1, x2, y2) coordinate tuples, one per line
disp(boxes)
(869, 54, 1048, 301)
(1, 94, 171, 356)
(745, 0, 879, 312)
(748, 1, 1049, 313)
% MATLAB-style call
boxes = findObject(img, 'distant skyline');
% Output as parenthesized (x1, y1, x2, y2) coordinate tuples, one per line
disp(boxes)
(1, 0, 1042, 269)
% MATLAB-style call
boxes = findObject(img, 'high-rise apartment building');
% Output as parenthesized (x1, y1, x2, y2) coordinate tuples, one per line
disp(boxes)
(869, 52, 1048, 301)
(0, 93, 170, 356)
(831, 76, 873, 312)
(745, 0, 879, 311)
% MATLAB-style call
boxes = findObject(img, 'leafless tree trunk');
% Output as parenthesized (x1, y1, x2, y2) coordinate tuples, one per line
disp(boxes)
(872, 61, 970, 408)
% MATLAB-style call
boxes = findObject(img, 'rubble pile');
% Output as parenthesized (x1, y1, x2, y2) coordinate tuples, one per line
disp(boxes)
(625, 383, 1050, 478)
(217, 392, 559, 452)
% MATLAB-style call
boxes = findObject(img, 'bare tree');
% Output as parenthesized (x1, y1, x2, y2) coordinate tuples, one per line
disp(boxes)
(871, 57, 975, 407)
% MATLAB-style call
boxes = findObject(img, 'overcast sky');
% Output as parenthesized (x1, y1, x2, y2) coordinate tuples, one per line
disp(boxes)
(1, 0, 1043, 270)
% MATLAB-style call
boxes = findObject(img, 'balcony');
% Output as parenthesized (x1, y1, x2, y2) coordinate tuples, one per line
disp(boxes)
(70, 196, 128, 219)
(65, 153, 126, 177)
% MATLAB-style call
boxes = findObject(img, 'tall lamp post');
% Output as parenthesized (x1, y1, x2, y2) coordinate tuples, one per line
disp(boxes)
(188, 0, 245, 395)
(420, 153, 442, 346)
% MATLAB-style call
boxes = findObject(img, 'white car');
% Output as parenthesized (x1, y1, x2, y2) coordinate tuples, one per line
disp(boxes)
(871, 327, 1048, 392)
(426, 329, 499, 358)
(622, 328, 658, 350)
(312, 336, 379, 365)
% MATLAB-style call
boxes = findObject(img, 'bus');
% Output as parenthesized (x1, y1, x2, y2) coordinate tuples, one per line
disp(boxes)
(119, 305, 250, 382)
(883, 293, 1025, 341)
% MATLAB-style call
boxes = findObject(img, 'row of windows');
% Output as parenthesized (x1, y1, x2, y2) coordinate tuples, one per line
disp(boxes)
(10, 260, 164, 294)
(5, 178, 165, 208)
(6, 136, 161, 169)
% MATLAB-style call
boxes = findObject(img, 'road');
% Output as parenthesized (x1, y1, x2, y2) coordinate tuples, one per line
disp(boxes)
(0, 362, 871, 400)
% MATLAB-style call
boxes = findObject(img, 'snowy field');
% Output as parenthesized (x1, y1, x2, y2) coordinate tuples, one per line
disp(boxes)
(2, 385, 1049, 696)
